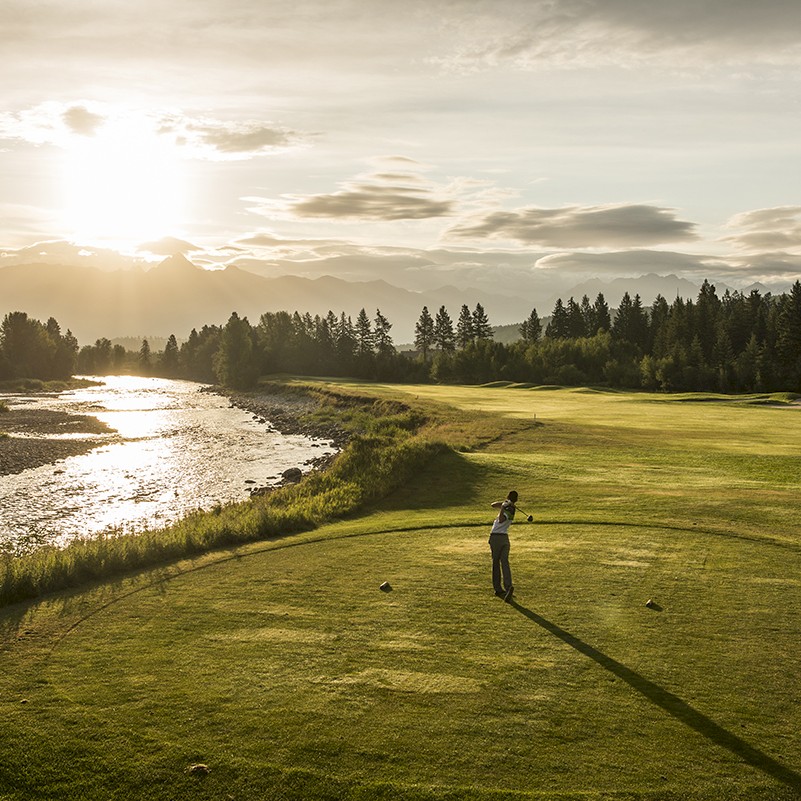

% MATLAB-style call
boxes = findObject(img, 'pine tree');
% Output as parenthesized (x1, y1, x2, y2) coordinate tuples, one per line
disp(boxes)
(593, 293, 612, 332)
(546, 298, 570, 339)
(472, 303, 493, 340)
(612, 292, 648, 349)
(138, 338, 151, 373)
(566, 297, 586, 338)
(696, 279, 721, 361)
(414, 306, 435, 361)
(433, 306, 456, 351)
(579, 295, 595, 336)
(161, 334, 179, 376)
(373, 309, 395, 356)
(355, 308, 374, 356)
(456, 304, 474, 349)
(776, 280, 801, 388)
(519, 308, 542, 344)
(649, 294, 671, 356)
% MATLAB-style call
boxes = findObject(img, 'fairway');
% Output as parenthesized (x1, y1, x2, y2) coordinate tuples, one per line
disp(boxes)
(2, 384, 800, 800)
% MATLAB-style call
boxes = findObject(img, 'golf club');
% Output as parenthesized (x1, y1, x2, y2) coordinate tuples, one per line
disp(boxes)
(515, 506, 534, 523)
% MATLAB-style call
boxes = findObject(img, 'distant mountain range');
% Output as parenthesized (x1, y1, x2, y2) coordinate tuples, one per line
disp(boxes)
(0, 257, 768, 348)
(0, 255, 536, 346)
(544, 273, 769, 309)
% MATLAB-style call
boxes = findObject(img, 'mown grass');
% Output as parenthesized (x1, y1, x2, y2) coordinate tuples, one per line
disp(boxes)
(1, 382, 800, 800)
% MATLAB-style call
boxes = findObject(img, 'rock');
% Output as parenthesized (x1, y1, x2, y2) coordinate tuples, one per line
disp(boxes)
(244, 479, 256, 484)
(379, 581, 392, 592)
(281, 467, 303, 483)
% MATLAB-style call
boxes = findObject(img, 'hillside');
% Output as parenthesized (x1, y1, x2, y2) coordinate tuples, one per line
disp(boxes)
(0, 256, 536, 345)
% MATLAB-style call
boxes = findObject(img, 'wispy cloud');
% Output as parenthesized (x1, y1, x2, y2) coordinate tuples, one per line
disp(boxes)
(534, 249, 725, 276)
(434, 0, 801, 72)
(247, 167, 460, 222)
(723, 206, 801, 252)
(161, 116, 304, 160)
(448, 204, 698, 248)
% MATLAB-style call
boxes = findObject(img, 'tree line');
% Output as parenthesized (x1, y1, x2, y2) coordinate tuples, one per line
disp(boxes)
(2, 280, 800, 393)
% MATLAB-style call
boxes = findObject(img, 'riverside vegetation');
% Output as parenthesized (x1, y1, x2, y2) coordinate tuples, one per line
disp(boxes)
(1, 380, 800, 800)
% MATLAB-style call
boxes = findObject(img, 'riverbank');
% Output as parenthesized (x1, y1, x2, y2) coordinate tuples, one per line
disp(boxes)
(0, 406, 115, 476)
(216, 384, 351, 448)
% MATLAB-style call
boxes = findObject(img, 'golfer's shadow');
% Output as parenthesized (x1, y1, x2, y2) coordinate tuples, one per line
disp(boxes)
(509, 600, 801, 794)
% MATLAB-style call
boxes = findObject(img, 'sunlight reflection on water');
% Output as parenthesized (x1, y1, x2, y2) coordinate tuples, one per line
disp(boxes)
(0, 376, 336, 554)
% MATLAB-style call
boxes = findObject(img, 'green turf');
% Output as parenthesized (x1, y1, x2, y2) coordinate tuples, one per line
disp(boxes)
(1, 384, 800, 800)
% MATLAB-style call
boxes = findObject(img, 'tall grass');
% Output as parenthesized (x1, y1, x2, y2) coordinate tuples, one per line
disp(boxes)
(0, 387, 447, 608)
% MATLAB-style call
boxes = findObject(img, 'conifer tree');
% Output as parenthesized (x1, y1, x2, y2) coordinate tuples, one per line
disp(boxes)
(472, 303, 493, 340)
(566, 297, 586, 338)
(355, 308, 374, 356)
(138, 338, 151, 373)
(649, 295, 671, 356)
(593, 293, 612, 332)
(579, 295, 595, 335)
(161, 334, 179, 376)
(546, 298, 570, 339)
(776, 280, 801, 387)
(414, 306, 435, 361)
(433, 306, 456, 351)
(519, 308, 542, 344)
(456, 304, 474, 349)
(373, 309, 395, 356)
(696, 279, 721, 361)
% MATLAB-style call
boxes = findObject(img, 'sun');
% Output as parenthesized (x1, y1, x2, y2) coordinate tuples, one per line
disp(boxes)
(59, 116, 188, 248)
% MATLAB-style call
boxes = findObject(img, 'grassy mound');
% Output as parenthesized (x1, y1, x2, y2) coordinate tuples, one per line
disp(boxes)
(1, 383, 800, 800)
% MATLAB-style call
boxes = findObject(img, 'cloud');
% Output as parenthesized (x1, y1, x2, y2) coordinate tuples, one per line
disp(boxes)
(62, 105, 105, 136)
(137, 237, 200, 256)
(0, 240, 141, 271)
(723, 206, 801, 252)
(534, 249, 724, 276)
(721, 251, 801, 279)
(250, 169, 458, 222)
(448, 204, 698, 248)
(434, 0, 801, 71)
(168, 118, 304, 159)
(0, 102, 303, 160)
(291, 186, 453, 221)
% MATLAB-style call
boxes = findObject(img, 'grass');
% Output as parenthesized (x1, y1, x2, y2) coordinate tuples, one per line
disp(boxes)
(1, 382, 800, 800)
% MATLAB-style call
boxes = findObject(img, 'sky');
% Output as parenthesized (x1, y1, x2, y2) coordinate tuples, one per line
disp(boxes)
(1, 0, 801, 300)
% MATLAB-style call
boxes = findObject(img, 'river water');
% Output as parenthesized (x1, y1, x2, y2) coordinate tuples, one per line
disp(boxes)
(0, 376, 336, 554)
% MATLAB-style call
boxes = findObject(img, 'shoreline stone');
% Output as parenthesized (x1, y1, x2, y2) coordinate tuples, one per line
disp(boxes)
(0, 407, 116, 477)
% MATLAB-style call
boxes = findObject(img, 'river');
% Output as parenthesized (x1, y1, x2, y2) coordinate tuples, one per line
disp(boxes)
(0, 376, 336, 554)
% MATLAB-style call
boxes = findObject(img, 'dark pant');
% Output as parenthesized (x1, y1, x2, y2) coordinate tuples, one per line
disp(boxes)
(489, 534, 512, 593)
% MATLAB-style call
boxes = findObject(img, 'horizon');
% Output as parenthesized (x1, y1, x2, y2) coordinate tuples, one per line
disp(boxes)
(2, 0, 800, 306)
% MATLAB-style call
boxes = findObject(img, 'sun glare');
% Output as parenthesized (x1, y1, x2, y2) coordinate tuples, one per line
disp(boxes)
(60, 117, 187, 248)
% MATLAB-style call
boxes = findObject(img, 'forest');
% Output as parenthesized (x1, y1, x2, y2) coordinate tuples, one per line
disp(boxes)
(2, 279, 800, 394)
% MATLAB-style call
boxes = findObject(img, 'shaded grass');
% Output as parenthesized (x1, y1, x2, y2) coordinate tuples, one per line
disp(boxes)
(1, 383, 800, 800)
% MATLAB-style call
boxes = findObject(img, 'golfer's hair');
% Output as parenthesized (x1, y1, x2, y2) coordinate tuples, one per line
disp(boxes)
(507, 490, 518, 502)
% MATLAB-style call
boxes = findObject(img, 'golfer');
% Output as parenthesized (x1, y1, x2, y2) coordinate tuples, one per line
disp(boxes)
(489, 490, 518, 601)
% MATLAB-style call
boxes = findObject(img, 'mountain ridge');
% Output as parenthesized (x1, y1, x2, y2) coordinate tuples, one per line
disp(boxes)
(0, 258, 534, 345)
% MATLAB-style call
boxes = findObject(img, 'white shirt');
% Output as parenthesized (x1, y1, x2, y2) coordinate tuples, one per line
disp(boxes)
(490, 499, 516, 535)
